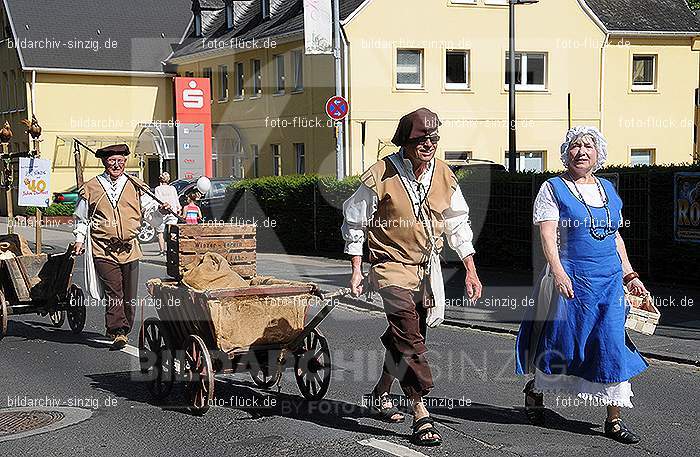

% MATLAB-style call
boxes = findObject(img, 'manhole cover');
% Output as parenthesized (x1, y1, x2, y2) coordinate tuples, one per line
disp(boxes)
(0, 407, 92, 443)
(0, 410, 65, 437)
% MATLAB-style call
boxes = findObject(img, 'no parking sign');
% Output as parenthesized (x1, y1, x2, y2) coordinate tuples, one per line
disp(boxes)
(325, 96, 349, 121)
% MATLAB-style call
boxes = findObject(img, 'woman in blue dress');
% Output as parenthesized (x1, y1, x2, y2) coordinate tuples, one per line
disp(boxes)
(515, 126, 649, 444)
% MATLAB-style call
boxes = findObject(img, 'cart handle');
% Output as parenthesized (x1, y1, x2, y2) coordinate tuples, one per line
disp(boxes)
(316, 287, 352, 301)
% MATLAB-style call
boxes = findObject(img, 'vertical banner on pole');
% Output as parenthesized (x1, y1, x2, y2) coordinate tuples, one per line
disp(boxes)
(174, 77, 213, 178)
(303, 0, 333, 55)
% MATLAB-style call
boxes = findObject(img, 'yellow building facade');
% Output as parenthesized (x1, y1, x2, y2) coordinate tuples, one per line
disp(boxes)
(171, 0, 700, 177)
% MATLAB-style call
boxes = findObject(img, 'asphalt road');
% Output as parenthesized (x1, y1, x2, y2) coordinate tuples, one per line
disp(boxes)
(1, 258, 698, 457)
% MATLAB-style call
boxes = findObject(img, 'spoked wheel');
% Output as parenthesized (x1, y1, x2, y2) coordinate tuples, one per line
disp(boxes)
(0, 290, 7, 340)
(66, 285, 86, 334)
(139, 317, 174, 401)
(295, 329, 331, 400)
(48, 310, 65, 328)
(184, 334, 214, 415)
(249, 350, 279, 389)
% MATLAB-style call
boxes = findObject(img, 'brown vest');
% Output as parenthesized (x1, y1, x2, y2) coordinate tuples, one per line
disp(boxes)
(363, 154, 457, 291)
(80, 176, 144, 264)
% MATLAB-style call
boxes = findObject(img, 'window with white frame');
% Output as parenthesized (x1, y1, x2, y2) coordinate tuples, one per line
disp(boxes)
(235, 62, 244, 99)
(503, 151, 545, 172)
(444, 151, 473, 162)
(292, 50, 304, 92)
(251, 59, 262, 96)
(218, 65, 229, 101)
(294, 143, 305, 174)
(445, 50, 470, 90)
(631, 148, 655, 166)
(505, 52, 547, 91)
(272, 144, 281, 176)
(274, 54, 285, 94)
(632, 55, 656, 90)
(396, 49, 423, 89)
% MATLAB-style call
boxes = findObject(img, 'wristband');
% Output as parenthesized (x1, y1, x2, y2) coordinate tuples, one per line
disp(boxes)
(623, 272, 639, 286)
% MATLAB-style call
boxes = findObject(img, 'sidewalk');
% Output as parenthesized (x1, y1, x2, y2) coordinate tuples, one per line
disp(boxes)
(10, 219, 699, 367)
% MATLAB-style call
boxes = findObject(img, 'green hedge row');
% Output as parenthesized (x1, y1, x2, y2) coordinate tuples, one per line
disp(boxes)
(23, 203, 76, 217)
(225, 164, 700, 286)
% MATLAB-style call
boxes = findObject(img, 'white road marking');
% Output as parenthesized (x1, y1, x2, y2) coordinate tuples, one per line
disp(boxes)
(358, 438, 429, 457)
(88, 338, 140, 357)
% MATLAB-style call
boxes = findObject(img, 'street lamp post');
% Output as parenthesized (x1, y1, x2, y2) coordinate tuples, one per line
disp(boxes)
(508, 0, 538, 173)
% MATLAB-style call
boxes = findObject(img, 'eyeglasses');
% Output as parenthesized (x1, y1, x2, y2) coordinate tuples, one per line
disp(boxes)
(409, 134, 440, 146)
(106, 158, 127, 165)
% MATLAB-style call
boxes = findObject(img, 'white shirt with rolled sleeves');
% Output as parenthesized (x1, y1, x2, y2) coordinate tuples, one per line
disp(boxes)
(341, 153, 476, 260)
(341, 151, 476, 328)
(73, 172, 162, 300)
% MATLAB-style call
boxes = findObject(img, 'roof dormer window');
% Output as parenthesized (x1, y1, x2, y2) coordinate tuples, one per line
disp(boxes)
(225, 1, 234, 30)
(262, 0, 271, 21)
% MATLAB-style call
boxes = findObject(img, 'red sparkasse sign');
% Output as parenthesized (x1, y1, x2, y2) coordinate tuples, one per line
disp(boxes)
(174, 77, 213, 178)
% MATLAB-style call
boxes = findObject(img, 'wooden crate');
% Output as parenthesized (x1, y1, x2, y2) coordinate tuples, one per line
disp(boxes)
(166, 224, 256, 280)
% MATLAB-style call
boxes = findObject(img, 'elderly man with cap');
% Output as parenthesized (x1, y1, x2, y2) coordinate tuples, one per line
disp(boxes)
(72, 144, 169, 349)
(342, 108, 482, 447)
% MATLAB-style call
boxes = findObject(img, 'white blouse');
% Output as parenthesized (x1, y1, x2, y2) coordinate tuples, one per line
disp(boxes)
(533, 179, 620, 225)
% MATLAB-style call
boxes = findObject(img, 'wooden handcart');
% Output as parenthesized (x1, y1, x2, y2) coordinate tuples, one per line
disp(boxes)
(140, 278, 346, 415)
(137, 223, 347, 415)
(0, 244, 86, 340)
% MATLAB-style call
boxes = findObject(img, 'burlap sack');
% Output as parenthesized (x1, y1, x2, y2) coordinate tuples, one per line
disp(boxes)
(181, 252, 248, 291)
(0, 234, 33, 257)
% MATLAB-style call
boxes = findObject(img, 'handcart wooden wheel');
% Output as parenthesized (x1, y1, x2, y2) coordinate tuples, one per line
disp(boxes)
(66, 284, 86, 334)
(294, 328, 331, 400)
(250, 364, 279, 389)
(184, 334, 215, 415)
(48, 310, 66, 328)
(0, 290, 7, 339)
(138, 317, 174, 401)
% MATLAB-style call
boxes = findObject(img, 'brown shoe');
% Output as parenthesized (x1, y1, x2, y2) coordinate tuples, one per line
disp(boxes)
(111, 334, 128, 350)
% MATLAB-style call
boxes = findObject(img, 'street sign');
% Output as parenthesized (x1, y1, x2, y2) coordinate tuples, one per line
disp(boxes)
(325, 96, 349, 121)
(174, 77, 212, 177)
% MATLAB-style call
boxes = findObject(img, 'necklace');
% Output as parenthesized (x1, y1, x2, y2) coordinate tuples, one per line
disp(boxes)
(565, 173, 616, 241)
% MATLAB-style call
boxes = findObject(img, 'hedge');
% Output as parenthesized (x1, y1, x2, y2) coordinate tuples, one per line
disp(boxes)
(225, 164, 700, 286)
(23, 203, 76, 217)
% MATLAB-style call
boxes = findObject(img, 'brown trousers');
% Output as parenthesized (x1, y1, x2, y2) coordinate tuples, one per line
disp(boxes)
(373, 286, 434, 399)
(94, 258, 139, 334)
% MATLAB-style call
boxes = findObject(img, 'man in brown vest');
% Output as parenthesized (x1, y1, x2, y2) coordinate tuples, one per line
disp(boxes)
(342, 108, 482, 447)
(72, 144, 168, 349)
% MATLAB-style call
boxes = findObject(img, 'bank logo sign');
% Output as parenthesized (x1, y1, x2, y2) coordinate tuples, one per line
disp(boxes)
(174, 77, 212, 178)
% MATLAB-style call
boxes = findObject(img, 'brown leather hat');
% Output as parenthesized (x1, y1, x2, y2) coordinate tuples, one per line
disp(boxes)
(391, 108, 441, 147)
(95, 143, 130, 158)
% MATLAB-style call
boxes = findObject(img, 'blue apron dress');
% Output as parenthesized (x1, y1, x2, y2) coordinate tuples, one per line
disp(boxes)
(515, 177, 648, 401)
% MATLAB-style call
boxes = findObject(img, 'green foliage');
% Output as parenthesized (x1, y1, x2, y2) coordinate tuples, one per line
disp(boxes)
(689, 0, 700, 10)
(223, 164, 700, 284)
(23, 203, 76, 217)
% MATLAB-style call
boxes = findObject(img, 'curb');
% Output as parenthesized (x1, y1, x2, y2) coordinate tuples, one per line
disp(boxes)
(338, 296, 700, 368)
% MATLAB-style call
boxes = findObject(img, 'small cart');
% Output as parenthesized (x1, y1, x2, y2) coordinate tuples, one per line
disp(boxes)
(0, 246, 86, 340)
(140, 277, 346, 415)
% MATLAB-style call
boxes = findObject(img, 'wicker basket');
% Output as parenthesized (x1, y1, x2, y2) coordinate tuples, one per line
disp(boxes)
(625, 291, 660, 336)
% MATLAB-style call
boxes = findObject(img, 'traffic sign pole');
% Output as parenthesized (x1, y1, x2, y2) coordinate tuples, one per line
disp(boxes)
(332, 0, 344, 180)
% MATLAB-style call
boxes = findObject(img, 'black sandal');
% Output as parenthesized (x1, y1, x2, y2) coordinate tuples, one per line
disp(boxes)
(604, 418, 640, 444)
(523, 380, 545, 425)
(411, 416, 442, 447)
(366, 394, 405, 423)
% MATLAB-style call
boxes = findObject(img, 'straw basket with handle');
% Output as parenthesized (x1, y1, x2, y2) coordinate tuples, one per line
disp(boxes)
(625, 288, 661, 335)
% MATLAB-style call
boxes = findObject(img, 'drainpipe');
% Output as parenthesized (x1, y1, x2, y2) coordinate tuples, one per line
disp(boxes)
(342, 28, 350, 174)
(599, 33, 609, 132)
(30, 70, 36, 148)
